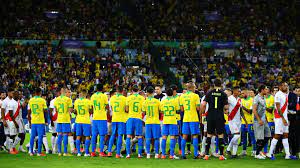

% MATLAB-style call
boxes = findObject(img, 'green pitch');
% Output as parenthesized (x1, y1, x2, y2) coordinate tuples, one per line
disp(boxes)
(0, 134, 299, 168)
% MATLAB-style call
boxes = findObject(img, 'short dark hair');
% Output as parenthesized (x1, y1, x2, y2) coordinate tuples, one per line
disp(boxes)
(233, 86, 240, 91)
(258, 85, 267, 93)
(214, 79, 222, 87)
(170, 84, 178, 91)
(132, 85, 139, 92)
(146, 86, 154, 94)
(117, 86, 123, 92)
(96, 84, 103, 91)
(166, 88, 173, 96)
(35, 87, 42, 94)
(8, 87, 14, 92)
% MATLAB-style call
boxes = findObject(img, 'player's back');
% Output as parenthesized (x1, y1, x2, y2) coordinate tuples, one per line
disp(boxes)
(205, 89, 228, 119)
(91, 92, 108, 120)
(143, 97, 160, 124)
(161, 97, 178, 124)
(54, 96, 72, 123)
(28, 96, 47, 124)
(126, 93, 145, 119)
(110, 93, 127, 122)
(180, 91, 200, 122)
(74, 98, 92, 124)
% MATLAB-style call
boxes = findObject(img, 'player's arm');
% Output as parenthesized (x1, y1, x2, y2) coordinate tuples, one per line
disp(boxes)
(253, 99, 263, 125)
(240, 108, 248, 126)
(1, 106, 7, 127)
(125, 97, 129, 113)
(223, 94, 229, 114)
(266, 106, 274, 113)
(275, 102, 287, 125)
(27, 104, 32, 127)
(43, 100, 48, 125)
(179, 97, 184, 112)
(242, 106, 252, 114)
(9, 108, 19, 128)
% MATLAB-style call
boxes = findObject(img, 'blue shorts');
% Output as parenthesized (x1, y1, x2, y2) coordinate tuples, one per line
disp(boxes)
(92, 120, 107, 136)
(126, 118, 143, 136)
(162, 124, 178, 136)
(241, 124, 248, 133)
(268, 122, 275, 134)
(76, 123, 91, 137)
(248, 124, 254, 133)
(112, 122, 126, 135)
(56, 123, 71, 133)
(31, 124, 45, 136)
(72, 123, 77, 133)
(182, 122, 200, 135)
(145, 124, 161, 139)
(225, 124, 231, 135)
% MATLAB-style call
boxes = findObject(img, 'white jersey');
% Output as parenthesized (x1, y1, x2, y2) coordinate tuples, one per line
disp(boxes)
(228, 95, 242, 123)
(8, 99, 20, 120)
(1, 97, 15, 120)
(201, 96, 209, 124)
(274, 90, 288, 120)
(49, 97, 57, 121)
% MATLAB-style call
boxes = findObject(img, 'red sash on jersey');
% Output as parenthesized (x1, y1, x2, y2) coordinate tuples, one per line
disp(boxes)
(13, 102, 21, 119)
(4, 112, 12, 121)
(202, 110, 208, 117)
(51, 112, 58, 121)
(274, 97, 288, 118)
(228, 98, 241, 121)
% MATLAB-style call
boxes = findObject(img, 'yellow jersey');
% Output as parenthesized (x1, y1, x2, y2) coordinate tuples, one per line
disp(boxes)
(179, 91, 200, 122)
(74, 98, 92, 124)
(91, 92, 108, 120)
(28, 96, 47, 124)
(173, 95, 181, 120)
(224, 114, 228, 124)
(242, 97, 253, 124)
(265, 95, 275, 122)
(126, 93, 145, 119)
(110, 93, 127, 122)
(161, 97, 179, 124)
(54, 95, 72, 123)
(142, 96, 160, 124)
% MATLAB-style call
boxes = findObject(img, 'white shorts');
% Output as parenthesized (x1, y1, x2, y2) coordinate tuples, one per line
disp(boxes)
(51, 121, 57, 133)
(4, 120, 18, 136)
(229, 121, 241, 134)
(274, 118, 289, 135)
(16, 118, 25, 134)
(203, 123, 207, 132)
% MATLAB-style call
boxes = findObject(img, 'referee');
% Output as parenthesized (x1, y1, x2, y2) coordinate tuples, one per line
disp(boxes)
(201, 79, 228, 160)
(253, 85, 271, 159)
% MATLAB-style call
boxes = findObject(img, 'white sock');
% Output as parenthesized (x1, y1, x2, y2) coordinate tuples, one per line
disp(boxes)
(268, 138, 278, 155)
(5, 137, 10, 149)
(210, 136, 216, 153)
(26, 143, 30, 148)
(68, 136, 75, 152)
(231, 134, 240, 155)
(43, 136, 49, 152)
(282, 138, 290, 157)
(201, 136, 207, 154)
(51, 136, 56, 151)
(12, 136, 21, 148)
(227, 140, 233, 152)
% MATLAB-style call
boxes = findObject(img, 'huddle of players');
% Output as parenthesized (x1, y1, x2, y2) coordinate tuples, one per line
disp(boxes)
(1, 79, 297, 160)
